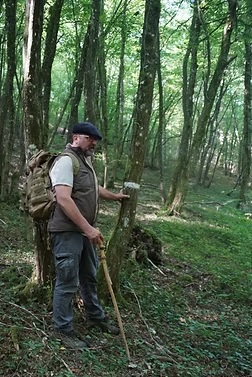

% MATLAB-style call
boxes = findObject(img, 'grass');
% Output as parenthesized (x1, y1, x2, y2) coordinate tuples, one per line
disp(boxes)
(0, 169, 251, 376)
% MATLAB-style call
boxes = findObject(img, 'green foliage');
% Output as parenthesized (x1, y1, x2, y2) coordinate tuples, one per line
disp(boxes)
(1, 0, 248, 199)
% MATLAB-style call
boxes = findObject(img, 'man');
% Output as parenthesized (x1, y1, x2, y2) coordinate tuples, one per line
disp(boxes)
(48, 121, 129, 349)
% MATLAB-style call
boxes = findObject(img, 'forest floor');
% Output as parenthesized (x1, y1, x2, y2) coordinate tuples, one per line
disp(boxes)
(0, 168, 251, 377)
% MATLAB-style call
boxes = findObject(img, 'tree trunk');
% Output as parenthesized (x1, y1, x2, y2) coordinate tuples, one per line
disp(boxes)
(67, 45, 86, 137)
(202, 90, 233, 186)
(34, 220, 55, 284)
(111, 0, 128, 184)
(166, 1, 201, 215)
(190, 0, 238, 168)
(83, 0, 100, 124)
(41, 0, 64, 147)
(157, 33, 169, 202)
(0, 0, 17, 197)
(67, 0, 100, 137)
(23, 0, 54, 286)
(98, 0, 161, 300)
(207, 125, 231, 187)
(167, 0, 238, 215)
(197, 80, 227, 185)
(238, 1, 252, 204)
(23, 0, 44, 152)
(97, 1, 109, 188)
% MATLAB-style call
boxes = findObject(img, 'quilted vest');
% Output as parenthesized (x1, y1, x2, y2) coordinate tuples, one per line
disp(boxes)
(48, 145, 98, 232)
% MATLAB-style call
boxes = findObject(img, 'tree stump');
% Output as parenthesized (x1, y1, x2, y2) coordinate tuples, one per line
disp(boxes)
(128, 223, 163, 265)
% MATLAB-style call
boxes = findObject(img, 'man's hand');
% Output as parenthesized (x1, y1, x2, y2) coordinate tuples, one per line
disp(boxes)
(54, 185, 104, 244)
(99, 185, 130, 201)
(114, 191, 130, 201)
(85, 225, 104, 245)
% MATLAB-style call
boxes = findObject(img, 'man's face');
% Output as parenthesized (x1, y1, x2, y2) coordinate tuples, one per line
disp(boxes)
(74, 134, 98, 156)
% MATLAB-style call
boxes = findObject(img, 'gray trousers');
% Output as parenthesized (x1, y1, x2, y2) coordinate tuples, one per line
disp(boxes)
(50, 231, 105, 331)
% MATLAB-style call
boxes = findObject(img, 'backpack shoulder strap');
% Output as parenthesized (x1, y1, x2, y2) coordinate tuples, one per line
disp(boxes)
(61, 152, 80, 176)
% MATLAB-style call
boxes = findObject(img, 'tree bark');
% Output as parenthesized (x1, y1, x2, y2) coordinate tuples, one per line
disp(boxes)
(157, 32, 166, 203)
(83, 0, 101, 124)
(41, 0, 64, 147)
(190, 0, 238, 168)
(166, 1, 201, 215)
(167, 0, 238, 215)
(23, 0, 44, 152)
(23, 0, 54, 286)
(238, 0, 252, 204)
(111, 0, 128, 184)
(197, 80, 227, 185)
(97, 0, 109, 187)
(67, 0, 101, 137)
(98, 0, 161, 300)
(67, 44, 86, 137)
(0, 0, 17, 196)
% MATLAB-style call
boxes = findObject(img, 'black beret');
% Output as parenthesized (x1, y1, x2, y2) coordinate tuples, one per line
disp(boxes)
(72, 121, 102, 140)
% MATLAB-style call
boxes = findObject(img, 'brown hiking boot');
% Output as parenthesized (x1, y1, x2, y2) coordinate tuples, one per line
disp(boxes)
(55, 330, 90, 350)
(86, 316, 119, 335)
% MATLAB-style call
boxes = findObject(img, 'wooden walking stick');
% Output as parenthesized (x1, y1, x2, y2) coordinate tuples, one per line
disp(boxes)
(99, 242, 131, 361)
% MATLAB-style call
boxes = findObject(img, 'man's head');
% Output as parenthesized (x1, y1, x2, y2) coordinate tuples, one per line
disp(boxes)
(71, 122, 102, 155)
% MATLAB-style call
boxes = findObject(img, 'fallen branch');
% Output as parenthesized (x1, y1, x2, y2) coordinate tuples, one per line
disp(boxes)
(0, 321, 31, 331)
(7, 301, 44, 324)
(185, 199, 240, 206)
(147, 258, 166, 276)
(185, 201, 223, 206)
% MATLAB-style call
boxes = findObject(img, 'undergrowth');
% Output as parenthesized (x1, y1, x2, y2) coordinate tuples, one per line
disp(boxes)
(0, 170, 251, 377)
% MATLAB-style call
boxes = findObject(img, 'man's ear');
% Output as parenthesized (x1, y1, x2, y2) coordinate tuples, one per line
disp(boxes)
(72, 134, 78, 143)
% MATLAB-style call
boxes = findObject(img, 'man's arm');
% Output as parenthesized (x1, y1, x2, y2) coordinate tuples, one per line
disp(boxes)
(54, 185, 104, 245)
(99, 185, 130, 201)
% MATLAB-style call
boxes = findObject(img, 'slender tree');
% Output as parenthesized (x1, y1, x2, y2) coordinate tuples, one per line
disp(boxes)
(156, 30, 166, 202)
(190, 0, 238, 167)
(41, 0, 64, 147)
(83, 0, 101, 124)
(167, 0, 238, 215)
(98, 0, 110, 187)
(166, 1, 201, 215)
(0, 0, 17, 196)
(197, 79, 228, 185)
(23, 0, 44, 152)
(23, 0, 52, 285)
(238, 0, 252, 204)
(98, 0, 161, 299)
(67, 42, 87, 136)
(23, 0, 64, 285)
(67, 0, 101, 137)
(112, 0, 128, 183)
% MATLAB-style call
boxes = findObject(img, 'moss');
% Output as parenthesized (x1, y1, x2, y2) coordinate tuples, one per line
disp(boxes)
(9, 325, 23, 351)
(15, 279, 53, 305)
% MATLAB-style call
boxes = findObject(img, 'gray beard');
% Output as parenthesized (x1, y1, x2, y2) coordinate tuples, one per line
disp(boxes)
(84, 149, 95, 157)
